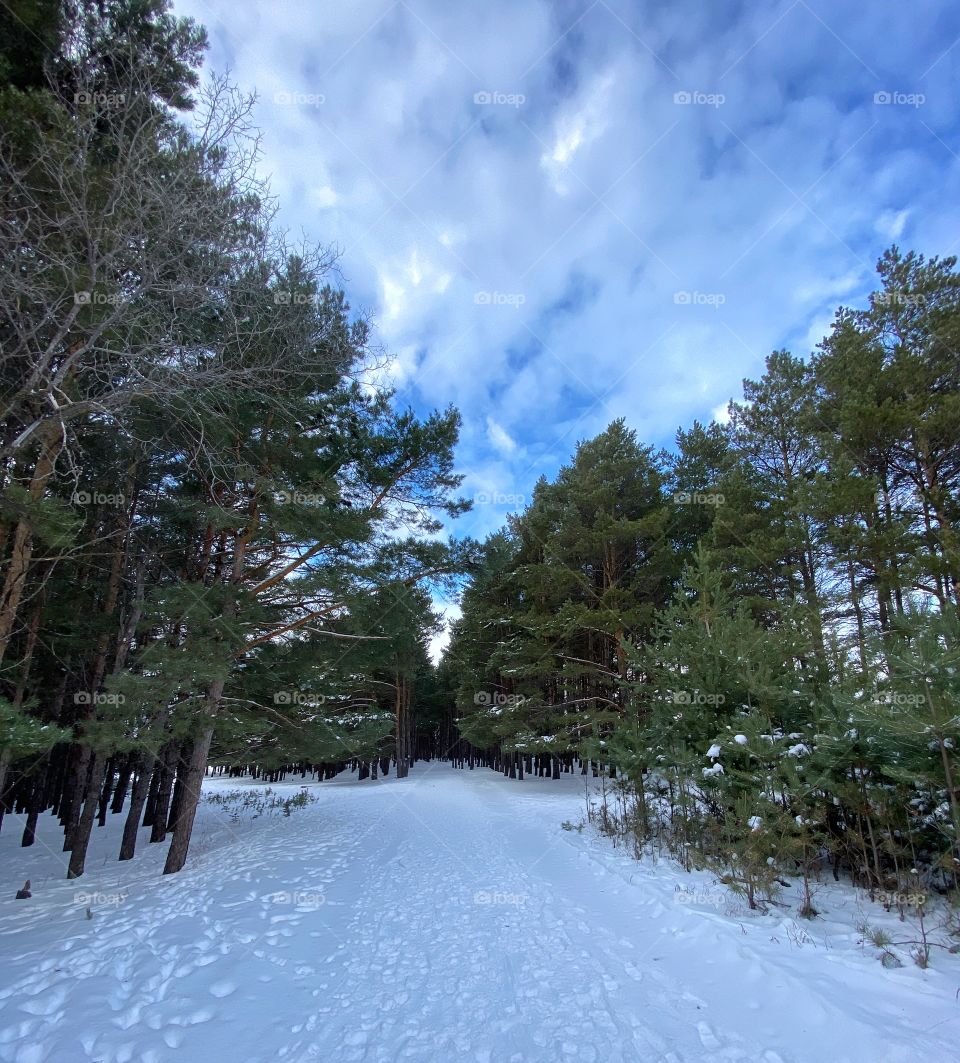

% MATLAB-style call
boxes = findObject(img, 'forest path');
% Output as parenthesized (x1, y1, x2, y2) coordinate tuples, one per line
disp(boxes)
(0, 764, 956, 1062)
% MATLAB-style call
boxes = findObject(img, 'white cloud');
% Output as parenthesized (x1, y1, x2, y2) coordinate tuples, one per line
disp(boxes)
(309, 185, 338, 209)
(540, 70, 616, 195)
(174, 0, 960, 552)
(486, 417, 517, 456)
(876, 208, 910, 241)
(793, 270, 866, 307)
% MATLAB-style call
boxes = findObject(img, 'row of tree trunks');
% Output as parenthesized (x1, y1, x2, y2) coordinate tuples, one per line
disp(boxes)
(0, 735, 210, 876)
(119, 754, 155, 861)
(448, 748, 616, 780)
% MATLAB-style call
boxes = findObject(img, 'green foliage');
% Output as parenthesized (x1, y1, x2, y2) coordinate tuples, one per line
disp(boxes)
(450, 248, 960, 925)
(0, 0, 470, 868)
(0, 697, 66, 757)
(451, 422, 672, 760)
(202, 786, 318, 822)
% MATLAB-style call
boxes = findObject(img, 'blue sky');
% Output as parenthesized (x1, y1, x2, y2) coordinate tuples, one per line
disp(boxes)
(175, 0, 960, 651)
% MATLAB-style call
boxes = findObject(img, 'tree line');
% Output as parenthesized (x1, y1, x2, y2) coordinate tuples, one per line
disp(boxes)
(0, 0, 469, 878)
(447, 249, 960, 918)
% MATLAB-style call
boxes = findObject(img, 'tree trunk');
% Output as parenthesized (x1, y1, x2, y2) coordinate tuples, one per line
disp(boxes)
(62, 745, 92, 851)
(165, 770, 184, 833)
(110, 753, 133, 813)
(0, 748, 11, 831)
(163, 725, 214, 875)
(0, 428, 62, 663)
(21, 809, 39, 847)
(67, 750, 106, 878)
(163, 508, 251, 874)
(97, 758, 115, 827)
(119, 755, 155, 861)
(147, 741, 177, 840)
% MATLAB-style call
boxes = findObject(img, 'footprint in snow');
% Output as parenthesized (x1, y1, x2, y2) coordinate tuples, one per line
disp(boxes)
(18, 986, 68, 1017)
(163, 1028, 185, 1048)
(696, 1021, 721, 1049)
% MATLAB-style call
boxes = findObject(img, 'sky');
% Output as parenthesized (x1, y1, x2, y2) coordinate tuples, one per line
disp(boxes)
(174, 0, 960, 656)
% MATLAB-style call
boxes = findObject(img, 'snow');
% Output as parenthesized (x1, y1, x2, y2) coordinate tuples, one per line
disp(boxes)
(706, 743, 722, 758)
(733, 734, 748, 745)
(0, 764, 957, 1062)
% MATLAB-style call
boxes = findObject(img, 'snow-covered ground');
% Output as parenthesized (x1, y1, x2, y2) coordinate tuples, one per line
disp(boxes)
(0, 763, 956, 1062)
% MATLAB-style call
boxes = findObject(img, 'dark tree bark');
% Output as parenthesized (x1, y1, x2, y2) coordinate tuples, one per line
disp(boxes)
(62, 745, 92, 851)
(97, 758, 115, 827)
(67, 750, 106, 878)
(163, 744, 190, 833)
(21, 809, 39, 847)
(163, 726, 214, 875)
(147, 742, 178, 842)
(119, 755, 155, 861)
(142, 755, 163, 828)
(110, 753, 133, 813)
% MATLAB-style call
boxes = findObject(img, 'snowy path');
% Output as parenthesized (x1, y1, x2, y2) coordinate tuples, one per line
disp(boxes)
(0, 764, 957, 1062)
